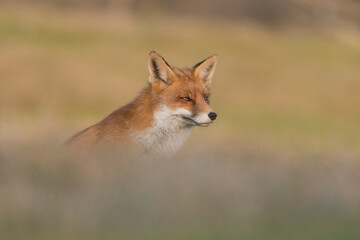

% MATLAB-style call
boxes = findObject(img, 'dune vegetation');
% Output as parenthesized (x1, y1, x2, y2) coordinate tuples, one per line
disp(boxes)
(1, 3, 360, 239)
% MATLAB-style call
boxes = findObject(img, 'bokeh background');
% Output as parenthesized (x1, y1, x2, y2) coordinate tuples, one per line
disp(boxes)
(1, 0, 360, 239)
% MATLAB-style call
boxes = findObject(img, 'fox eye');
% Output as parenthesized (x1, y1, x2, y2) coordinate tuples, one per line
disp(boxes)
(180, 97, 193, 102)
(204, 96, 209, 101)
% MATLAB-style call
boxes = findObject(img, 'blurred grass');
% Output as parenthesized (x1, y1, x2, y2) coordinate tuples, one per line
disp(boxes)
(1, 3, 360, 240)
(1, 4, 359, 154)
(1, 149, 360, 240)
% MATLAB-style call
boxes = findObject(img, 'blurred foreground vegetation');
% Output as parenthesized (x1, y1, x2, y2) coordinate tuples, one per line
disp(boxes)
(2, 149, 360, 240)
(1, 2, 360, 239)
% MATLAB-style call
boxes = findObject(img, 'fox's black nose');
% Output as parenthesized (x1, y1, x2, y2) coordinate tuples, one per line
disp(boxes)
(208, 112, 217, 121)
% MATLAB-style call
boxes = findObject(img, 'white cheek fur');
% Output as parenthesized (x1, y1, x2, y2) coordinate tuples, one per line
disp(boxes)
(172, 107, 192, 117)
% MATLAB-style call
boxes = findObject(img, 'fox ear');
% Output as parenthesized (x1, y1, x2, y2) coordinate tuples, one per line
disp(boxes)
(193, 54, 218, 86)
(148, 51, 175, 85)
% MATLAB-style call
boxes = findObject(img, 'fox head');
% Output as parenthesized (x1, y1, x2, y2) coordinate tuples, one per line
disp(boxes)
(148, 51, 218, 127)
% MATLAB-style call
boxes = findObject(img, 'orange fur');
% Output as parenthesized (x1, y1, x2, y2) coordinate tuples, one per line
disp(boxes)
(67, 51, 218, 155)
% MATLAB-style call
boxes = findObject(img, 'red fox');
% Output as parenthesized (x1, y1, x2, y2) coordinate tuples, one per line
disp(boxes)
(67, 51, 218, 156)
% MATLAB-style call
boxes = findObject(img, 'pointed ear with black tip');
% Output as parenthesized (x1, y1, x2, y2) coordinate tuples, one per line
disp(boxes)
(193, 54, 218, 87)
(148, 51, 175, 85)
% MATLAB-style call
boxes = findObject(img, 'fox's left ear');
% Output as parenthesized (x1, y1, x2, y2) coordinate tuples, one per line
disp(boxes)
(193, 54, 218, 87)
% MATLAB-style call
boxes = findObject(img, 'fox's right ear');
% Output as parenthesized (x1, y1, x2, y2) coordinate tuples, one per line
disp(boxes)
(148, 51, 175, 85)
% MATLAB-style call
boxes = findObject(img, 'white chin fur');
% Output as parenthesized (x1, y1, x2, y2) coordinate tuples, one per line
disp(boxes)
(132, 105, 194, 156)
(132, 105, 213, 156)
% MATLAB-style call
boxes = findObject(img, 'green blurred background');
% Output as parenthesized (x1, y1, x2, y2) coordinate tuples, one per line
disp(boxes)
(1, 0, 360, 239)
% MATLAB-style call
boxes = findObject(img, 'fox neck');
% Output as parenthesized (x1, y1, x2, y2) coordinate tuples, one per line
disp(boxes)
(130, 87, 194, 156)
